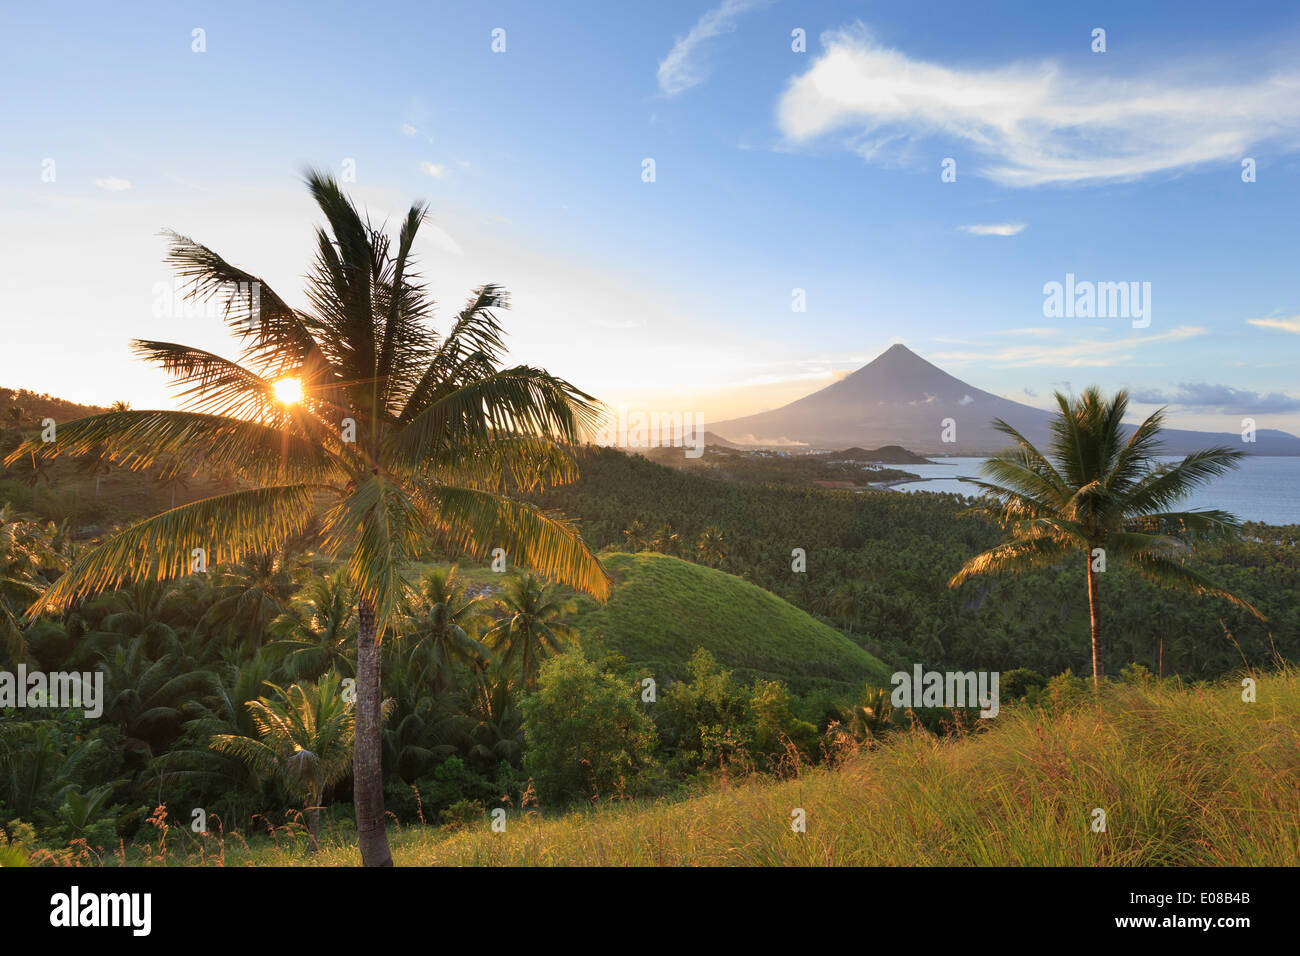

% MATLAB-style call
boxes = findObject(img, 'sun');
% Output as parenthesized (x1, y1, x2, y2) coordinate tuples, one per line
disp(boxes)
(273, 377, 304, 405)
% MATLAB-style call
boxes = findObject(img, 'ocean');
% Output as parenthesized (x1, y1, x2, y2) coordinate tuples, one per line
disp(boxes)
(887, 455, 1300, 526)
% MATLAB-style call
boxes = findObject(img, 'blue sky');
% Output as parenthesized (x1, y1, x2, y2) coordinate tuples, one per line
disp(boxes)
(2, 0, 1299, 434)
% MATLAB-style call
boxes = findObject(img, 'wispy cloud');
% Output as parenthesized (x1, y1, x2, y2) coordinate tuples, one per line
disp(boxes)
(1247, 314, 1300, 334)
(400, 123, 417, 136)
(1131, 382, 1300, 413)
(419, 161, 445, 179)
(777, 27, 1300, 186)
(94, 177, 131, 191)
(657, 0, 769, 96)
(930, 326, 1206, 367)
(958, 222, 1025, 236)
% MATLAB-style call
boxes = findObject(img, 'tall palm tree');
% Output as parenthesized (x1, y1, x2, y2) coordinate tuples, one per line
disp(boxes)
(483, 573, 578, 689)
(949, 388, 1263, 686)
(210, 673, 355, 851)
(7, 171, 608, 865)
(78, 444, 114, 498)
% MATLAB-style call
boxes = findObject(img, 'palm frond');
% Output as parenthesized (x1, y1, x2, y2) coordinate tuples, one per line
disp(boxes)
(319, 476, 424, 634)
(31, 485, 319, 615)
(1122, 447, 1247, 518)
(162, 230, 327, 377)
(387, 367, 602, 471)
(419, 486, 609, 599)
(1125, 552, 1266, 621)
(948, 534, 1076, 589)
(5, 410, 345, 485)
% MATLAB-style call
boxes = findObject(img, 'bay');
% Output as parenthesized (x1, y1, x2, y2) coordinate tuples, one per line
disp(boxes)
(885, 455, 1300, 526)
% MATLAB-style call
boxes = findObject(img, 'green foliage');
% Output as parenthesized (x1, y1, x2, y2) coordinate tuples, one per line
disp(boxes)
(529, 446, 1295, 680)
(438, 797, 484, 831)
(521, 652, 659, 803)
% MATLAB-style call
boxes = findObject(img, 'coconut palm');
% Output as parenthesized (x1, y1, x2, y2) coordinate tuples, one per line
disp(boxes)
(623, 519, 647, 552)
(198, 550, 297, 652)
(266, 572, 357, 681)
(7, 170, 608, 865)
(948, 388, 1263, 686)
(696, 525, 725, 568)
(401, 566, 488, 693)
(651, 523, 680, 556)
(482, 572, 578, 688)
(210, 673, 355, 851)
(78, 444, 114, 498)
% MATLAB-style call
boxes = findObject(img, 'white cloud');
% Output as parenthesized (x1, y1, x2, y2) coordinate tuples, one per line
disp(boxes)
(931, 326, 1207, 367)
(777, 28, 1300, 186)
(419, 161, 445, 179)
(958, 222, 1025, 236)
(400, 123, 417, 136)
(94, 177, 132, 191)
(657, 0, 769, 96)
(1247, 315, 1300, 334)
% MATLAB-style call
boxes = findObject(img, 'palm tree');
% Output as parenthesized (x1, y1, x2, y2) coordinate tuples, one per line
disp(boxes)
(623, 519, 647, 552)
(7, 170, 608, 865)
(199, 550, 297, 652)
(0, 506, 70, 665)
(830, 579, 869, 636)
(949, 388, 1263, 686)
(210, 674, 355, 851)
(154, 467, 190, 509)
(696, 526, 725, 568)
(266, 572, 357, 681)
(463, 663, 525, 773)
(482, 573, 578, 688)
(651, 523, 680, 556)
(401, 566, 488, 693)
(78, 444, 114, 498)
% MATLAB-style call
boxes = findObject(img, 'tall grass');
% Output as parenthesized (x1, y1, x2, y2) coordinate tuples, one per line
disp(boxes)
(36, 669, 1300, 866)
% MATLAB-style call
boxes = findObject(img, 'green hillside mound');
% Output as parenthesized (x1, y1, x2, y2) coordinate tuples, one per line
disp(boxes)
(572, 551, 890, 693)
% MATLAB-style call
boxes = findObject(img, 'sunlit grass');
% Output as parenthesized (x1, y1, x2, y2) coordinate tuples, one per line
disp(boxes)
(59, 667, 1298, 867)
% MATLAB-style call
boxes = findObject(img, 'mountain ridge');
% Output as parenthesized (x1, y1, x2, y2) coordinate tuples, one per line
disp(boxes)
(711, 345, 1300, 456)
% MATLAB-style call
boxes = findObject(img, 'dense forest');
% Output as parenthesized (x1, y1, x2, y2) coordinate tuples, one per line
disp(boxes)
(530, 446, 1296, 679)
(2, 427, 1293, 860)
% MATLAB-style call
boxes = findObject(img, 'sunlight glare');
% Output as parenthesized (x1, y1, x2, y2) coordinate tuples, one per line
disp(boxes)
(274, 377, 304, 405)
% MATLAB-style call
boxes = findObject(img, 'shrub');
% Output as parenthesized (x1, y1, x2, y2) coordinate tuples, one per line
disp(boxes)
(522, 652, 659, 803)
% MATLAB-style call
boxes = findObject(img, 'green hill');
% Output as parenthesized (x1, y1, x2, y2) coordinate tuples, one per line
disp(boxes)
(572, 551, 890, 693)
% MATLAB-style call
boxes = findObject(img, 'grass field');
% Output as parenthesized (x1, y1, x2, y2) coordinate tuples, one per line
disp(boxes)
(29, 667, 1295, 867)
(569, 551, 891, 693)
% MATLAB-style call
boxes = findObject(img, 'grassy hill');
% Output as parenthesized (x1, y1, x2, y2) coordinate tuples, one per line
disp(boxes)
(571, 551, 890, 693)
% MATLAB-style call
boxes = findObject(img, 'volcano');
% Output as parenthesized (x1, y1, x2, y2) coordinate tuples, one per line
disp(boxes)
(709, 344, 1300, 455)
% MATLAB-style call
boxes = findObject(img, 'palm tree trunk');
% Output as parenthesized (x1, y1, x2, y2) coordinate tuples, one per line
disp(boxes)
(308, 785, 321, 854)
(353, 598, 393, 866)
(1086, 554, 1103, 687)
